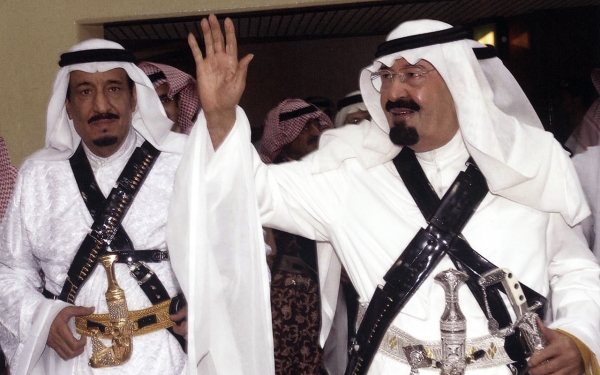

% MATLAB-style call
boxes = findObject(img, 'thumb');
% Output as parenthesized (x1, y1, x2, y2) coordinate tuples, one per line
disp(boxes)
(536, 317, 556, 343)
(68, 305, 95, 317)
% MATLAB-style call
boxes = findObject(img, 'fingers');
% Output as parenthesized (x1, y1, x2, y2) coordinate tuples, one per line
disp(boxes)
(47, 305, 94, 360)
(234, 53, 254, 95)
(170, 307, 188, 338)
(224, 18, 238, 57)
(528, 329, 584, 375)
(197, 15, 238, 58)
(69, 305, 96, 317)
(188, 33, 203, 63)
(200, 17, 213, 58)
(171, 320, 188, 337)
(209, 14, 225, 55)
(170, 307, 187, 325)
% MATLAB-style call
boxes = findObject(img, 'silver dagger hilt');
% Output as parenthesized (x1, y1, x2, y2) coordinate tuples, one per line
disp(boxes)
(435, 269, 469, 375)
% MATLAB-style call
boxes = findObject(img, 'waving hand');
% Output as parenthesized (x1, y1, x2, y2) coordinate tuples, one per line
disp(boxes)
(188, 14, 253, 148)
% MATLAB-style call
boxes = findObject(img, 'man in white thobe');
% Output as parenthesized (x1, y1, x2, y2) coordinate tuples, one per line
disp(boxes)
(0, 39, 189, 374)
(171, 15, 600, 375)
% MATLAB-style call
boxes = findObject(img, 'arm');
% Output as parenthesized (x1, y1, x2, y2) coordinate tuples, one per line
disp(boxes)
(527, 215, 600, 375)
(0, 169, 89, 368)
(188, 14, 253, 149)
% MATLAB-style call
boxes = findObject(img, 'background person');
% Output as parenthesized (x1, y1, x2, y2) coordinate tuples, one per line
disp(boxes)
(138, 61, 201, 135)
(333, 90, 370, 128)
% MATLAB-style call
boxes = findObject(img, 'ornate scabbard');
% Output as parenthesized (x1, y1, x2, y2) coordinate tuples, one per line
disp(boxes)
(478, 268, 547, 358)
(87, 254, 134, 368)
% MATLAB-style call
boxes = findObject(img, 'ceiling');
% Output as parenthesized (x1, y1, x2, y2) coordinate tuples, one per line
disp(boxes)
(105, 0, 600, 50)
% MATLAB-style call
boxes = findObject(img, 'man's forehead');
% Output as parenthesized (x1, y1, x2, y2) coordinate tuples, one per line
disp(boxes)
(68, 67, 130, 85)
(380, 58, 436, 70)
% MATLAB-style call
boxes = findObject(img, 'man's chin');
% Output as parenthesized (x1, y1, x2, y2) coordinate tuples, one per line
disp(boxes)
(389, 122, 419, 146)
(92, 136, 119, 148)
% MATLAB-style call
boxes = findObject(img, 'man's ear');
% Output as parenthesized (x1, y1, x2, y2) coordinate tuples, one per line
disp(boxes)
(131, 85, 138, 112)
(65, 98, 73, 120)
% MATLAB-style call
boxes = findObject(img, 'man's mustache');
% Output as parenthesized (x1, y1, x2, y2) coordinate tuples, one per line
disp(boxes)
(88, 113, 119, 124)
(385, 99, 421, 112)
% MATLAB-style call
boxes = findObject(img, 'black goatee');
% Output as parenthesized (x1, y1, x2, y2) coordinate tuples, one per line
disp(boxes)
(389, 121, 419, 146)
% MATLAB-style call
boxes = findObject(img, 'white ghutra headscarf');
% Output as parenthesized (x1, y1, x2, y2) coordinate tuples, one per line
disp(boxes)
(316, 19, 587, 226)
(29, 38, 187, 161)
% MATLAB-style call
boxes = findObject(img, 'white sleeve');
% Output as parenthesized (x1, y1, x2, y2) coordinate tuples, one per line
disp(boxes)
(168, 107, 274, 375)
(0, 170, 69, 372)
(546, 214, 600, 358)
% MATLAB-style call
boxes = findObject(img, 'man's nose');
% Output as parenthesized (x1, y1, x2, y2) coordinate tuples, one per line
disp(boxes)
(384, 79, 411, 102)
(308, 122, 321, 136)
(92, 91, 110, 112)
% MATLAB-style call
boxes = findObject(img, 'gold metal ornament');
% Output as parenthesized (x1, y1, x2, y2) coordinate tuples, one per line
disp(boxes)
(88, 254, 133, 368)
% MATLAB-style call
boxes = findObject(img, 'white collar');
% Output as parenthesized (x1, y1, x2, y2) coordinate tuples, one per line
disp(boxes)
(83, 127, 138, 170)
(414, 130, 468, 167)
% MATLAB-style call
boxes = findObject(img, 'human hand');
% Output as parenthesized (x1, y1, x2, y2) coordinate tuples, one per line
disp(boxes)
(47, 305, 94, 360)
(170, 305, 188, 340)
(527, 319, 584, 375)
(188, 14, 253, 148)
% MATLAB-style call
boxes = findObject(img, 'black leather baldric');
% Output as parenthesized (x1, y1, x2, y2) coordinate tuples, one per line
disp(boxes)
(345, 147, 489, 375)
(392, 147, 548, 375)
(59, 141, 160, 303)
(65, 141, 187, 352)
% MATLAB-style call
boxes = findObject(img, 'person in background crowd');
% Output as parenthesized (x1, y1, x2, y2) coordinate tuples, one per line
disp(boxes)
(138, 61, 200, 135)
(0, 136, 17, 375)
(259, 98, 337, 375)
(334, 90, 371, 128)
(306, 96, 336, 121)
(0, 137, 17, 219)
(566, 68, 600, 260)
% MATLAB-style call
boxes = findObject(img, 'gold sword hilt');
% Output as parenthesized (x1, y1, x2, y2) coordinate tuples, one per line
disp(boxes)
(88, 253, 134, 368)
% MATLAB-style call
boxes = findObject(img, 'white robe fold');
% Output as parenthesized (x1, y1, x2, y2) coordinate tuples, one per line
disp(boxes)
(175, 106, 600, 375)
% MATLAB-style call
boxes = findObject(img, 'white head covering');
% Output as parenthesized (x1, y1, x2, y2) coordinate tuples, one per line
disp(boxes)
(334, 90, 368, 128)
(316, 19, 587, 225)
(29, 38, 187, 161)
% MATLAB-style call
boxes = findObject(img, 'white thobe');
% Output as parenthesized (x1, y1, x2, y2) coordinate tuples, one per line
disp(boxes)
(186, 108, 600, 375)
(571, 145, 600, 260)
(0, 130, 186, 375)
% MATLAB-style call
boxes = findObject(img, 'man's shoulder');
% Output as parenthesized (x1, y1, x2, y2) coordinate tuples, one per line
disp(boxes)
(309, 120, 398, 173)
(153, 150, 183, 173)
(20, 157, 71, 177)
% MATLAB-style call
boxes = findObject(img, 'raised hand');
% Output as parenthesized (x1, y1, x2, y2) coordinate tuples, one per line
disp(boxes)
(47, 305, 94, 360)
(527, 319, 584, 375)
(188, 14, 253, 148)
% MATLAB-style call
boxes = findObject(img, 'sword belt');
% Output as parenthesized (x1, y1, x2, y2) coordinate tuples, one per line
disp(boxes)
(356, 304, 514, 371)
(76, 299, 174, 339)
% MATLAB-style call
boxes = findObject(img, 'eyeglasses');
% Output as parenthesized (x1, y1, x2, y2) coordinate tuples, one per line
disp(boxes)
(370, 66, 436, 92)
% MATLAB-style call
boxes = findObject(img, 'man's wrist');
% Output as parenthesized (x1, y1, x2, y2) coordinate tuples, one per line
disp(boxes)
(204, 108, 236, 149)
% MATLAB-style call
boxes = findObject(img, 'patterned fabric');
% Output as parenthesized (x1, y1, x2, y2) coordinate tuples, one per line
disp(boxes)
(270, 230, 327, 375)
(259, 99, 333, 163)
(0, 137, 17, 219)
(138, 61, 200, 134)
